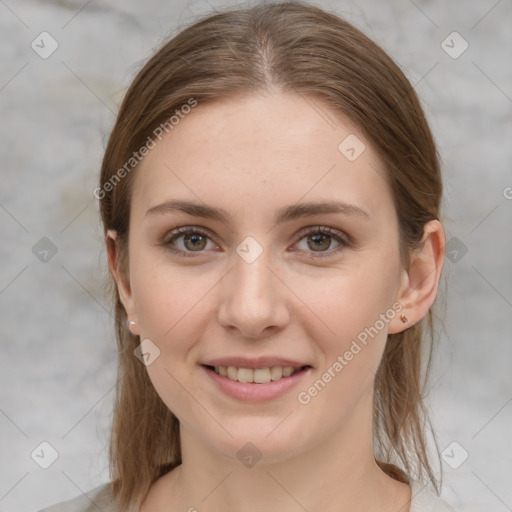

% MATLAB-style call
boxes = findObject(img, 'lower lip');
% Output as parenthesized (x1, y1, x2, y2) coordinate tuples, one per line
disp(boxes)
(202, 365, 311, 402)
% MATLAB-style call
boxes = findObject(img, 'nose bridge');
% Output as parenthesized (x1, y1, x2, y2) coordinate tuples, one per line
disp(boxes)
(217, 240, 288, 337)
(235, 248, 273, 299)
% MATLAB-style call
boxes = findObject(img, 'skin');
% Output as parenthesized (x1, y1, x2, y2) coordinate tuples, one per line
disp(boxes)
(108, 92, 445, 512)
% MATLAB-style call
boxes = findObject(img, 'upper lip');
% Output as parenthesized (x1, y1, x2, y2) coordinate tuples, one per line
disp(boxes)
(201, 356, 311, 369)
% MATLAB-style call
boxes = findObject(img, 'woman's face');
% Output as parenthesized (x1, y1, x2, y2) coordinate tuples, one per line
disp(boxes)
(115, 93, 409, 464)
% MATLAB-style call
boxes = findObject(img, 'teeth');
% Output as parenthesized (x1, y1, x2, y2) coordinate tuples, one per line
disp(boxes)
(237, 368, 253, 383)
(282, 367, 293, 377)
(254, 368, 270, 383)
(270, 367, 283, 380)
(213, 365, 303, 383)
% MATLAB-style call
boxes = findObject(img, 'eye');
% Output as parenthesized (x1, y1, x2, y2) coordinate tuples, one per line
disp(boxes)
(163, 226, 219, 257)
(162, 225, 351, 259)
(293, 226, 350, 258)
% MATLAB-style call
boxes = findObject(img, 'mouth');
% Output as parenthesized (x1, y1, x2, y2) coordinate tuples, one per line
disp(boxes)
(200, 356, 313, 402)
(202, 364, 311, 384)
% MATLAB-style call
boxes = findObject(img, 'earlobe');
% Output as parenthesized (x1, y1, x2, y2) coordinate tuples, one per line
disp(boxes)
(389, 220, 445, 334)
(106, 229, 139, 333)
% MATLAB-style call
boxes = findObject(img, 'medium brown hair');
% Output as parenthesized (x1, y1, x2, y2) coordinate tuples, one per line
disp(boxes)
(99, 1, 443, 509)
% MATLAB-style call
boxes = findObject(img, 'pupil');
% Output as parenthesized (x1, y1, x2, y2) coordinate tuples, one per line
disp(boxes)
(185, 234, 206, 251)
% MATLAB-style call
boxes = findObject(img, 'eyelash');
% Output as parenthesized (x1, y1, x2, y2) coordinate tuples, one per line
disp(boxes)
(162, 225, 351, 259)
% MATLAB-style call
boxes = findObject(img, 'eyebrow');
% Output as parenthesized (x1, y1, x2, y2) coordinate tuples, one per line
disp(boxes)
(145, 199, 370, 225)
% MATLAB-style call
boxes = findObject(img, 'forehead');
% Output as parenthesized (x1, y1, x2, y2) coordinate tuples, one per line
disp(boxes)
(131, 93, 395, 224)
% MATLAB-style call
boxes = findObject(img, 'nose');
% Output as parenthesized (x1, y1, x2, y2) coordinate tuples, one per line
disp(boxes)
(217, 247, 290, 340)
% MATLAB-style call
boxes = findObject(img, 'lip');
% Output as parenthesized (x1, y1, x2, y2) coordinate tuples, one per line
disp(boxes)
(201, 364, 312, 402)
(201, 356, 310, 369)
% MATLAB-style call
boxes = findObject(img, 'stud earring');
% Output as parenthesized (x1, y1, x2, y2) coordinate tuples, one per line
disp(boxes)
(400, 314, 408, 324)
(128, 320, 138, 334)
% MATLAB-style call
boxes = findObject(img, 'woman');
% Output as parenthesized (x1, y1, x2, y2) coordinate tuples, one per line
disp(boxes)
(41, 1, 455, 511)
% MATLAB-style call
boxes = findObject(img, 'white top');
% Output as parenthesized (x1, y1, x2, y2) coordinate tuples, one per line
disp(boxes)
(38, 480, 457, 512)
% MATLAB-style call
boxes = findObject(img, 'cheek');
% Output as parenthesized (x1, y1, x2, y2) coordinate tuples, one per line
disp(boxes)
(129, 240, 212, 338)
(130, 259, 219, 416)
(299, 257, 399, 344)
(294, 259, 400, 397)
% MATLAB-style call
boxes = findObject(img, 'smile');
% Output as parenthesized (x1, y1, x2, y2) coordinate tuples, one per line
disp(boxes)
(201, 364, 312, 402)
(208, 365, 307, 383)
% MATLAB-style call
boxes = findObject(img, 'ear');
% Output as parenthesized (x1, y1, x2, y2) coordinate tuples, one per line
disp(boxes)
(106, 229, 139, 335)
(388, 220, 445, 334)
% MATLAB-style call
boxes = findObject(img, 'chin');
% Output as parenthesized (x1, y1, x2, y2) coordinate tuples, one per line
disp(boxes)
(196, 417, 316, 468)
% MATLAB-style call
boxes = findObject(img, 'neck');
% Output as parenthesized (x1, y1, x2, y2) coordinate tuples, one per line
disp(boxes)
(144, 389, 411, 512)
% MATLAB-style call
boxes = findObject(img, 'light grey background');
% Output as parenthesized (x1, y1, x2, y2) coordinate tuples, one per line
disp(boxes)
(1, 1, 511, 511)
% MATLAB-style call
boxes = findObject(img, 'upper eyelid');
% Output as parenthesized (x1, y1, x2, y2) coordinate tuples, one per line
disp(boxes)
(295, 225, 349, 240)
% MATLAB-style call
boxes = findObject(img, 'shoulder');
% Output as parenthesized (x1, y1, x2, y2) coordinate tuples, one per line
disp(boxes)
(37, 483, 123, 512)
(409, 481, 458, 512)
